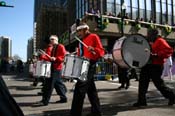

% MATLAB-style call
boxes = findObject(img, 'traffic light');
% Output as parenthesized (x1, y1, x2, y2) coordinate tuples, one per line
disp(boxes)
(0, 1, 14, 7)
(0, 1, 6, 6)
(97, 16, 103, 29)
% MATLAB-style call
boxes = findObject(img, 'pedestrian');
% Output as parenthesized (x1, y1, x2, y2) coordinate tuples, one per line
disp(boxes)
(133, 29, 175, 107)
(70, 23, 105, 116)
(29, 54, 39, 86)
(37, 35, 67, 106)
(161, 56, 173, 80)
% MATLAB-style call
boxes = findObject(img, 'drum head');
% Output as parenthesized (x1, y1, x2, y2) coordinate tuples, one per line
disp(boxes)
(122, 34, 151, 68)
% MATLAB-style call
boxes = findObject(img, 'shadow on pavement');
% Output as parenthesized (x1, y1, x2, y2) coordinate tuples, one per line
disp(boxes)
(26, 103, 174, 116)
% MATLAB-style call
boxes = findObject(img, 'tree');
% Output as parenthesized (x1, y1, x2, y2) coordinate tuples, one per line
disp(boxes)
(12, 54, 21, 61)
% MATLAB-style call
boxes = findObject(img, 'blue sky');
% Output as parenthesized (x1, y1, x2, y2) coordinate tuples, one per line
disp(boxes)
(0, 0, 34, 61)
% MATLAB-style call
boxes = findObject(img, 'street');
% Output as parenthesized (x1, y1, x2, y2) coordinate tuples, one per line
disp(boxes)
(2, 71, 175, 116)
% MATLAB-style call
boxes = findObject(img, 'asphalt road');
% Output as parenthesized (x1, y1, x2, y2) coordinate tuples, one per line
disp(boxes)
(2, 73, 175, 116)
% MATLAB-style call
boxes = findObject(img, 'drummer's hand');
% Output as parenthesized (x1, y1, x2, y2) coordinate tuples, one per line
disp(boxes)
(50, 57, 56, 61)
(88, 46, 96, 55)
(88, 46, 94, 52)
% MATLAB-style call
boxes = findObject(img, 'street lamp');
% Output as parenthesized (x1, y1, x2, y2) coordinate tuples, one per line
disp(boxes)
(121, 1, 126, 36)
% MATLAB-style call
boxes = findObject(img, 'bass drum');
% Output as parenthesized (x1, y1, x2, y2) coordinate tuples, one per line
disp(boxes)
(112, 34, 151, 68)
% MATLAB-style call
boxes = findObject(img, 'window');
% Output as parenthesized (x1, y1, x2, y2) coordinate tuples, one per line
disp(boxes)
(115, 0, 121, 16)
(107, 0, 115, 15)
(168, 3, 172, 24)
(125, 0, 131, 18)
(139, 0, 145, 20)
(132, 0, 138, 19)
(146, 0, 151, 21)
(156, 0, 161, 24)
(162, 2, 167, 24)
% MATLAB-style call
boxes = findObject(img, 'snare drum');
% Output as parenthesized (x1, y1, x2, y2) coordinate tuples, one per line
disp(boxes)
(62, 54, 90, 81)
(29, 64, 34, 73)
(35, 61, 51, 78)
(112, 34, 151, 68)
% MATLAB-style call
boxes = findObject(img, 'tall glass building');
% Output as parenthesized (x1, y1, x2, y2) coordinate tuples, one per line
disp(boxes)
(33, 0, 68, 50)
(34, 0, 67, 22)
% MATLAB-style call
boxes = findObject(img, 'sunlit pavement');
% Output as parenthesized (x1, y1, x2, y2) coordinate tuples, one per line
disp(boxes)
(2, 72, 175, 116)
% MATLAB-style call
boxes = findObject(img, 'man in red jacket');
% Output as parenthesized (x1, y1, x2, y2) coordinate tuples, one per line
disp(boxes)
(133, 29, 175, 107)
(70, 23, 105, 116)
(37, 35, 67, 106)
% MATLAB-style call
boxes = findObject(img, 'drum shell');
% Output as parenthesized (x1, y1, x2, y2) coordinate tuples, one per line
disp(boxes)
(62, 54, 90, 81)
(112, 34, 151, 68)
(34, 61, 51, 78)
(29, 64, 34, 73)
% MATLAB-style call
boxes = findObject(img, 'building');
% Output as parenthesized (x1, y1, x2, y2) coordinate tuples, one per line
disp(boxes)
(34, 0, 68, 50)
(64, 0, 175, 78)
(0, 36, 12, 59)
(66, 0, 175, 52)
(68, 0, 175, 25)
(27, 37, 34, 60)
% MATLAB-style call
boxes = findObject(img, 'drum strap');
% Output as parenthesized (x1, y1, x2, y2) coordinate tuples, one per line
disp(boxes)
(79, 43, 84, 56)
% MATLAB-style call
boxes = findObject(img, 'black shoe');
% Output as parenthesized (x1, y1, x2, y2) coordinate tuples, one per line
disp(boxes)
(133, 102, 147, 107)
(117, 85, 125, 89)
(86, 112, 102, 116)
(56, 99, 67, 103)
(125, 86, 129, 89)
(37, 92, 43, 95)
(168, 98, 175, 106)
(36, 100, 48, 106)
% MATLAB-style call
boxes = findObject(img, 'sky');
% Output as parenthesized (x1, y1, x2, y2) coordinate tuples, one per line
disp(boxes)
(0, 0, 34, 62)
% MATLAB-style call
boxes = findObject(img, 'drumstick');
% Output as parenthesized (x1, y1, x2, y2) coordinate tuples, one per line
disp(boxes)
(38, 49, 51, 58)
(71, 51, 77, 54)
(74, 36, 96, 55)
(75, 36, 88, 48)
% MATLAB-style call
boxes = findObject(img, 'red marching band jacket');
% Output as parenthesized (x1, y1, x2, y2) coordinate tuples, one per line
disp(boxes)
(77, 33, 105, 61)
(151, 37, 173, 65)
(40, 44, 66, 70)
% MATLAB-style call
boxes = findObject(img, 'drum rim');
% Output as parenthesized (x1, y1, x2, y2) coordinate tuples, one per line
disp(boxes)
(65, 54, 90, 61)
(112, 36, 128, 68)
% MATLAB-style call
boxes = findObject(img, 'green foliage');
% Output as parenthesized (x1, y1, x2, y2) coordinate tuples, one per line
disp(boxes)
(97, 16, 109, 30)
(102, 18, 109, 29)
(164, 25, 172, 35)
(135, 23, 141, 31)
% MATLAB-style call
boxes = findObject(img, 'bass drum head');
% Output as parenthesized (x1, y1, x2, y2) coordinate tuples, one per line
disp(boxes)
(121, 34, 151, 68)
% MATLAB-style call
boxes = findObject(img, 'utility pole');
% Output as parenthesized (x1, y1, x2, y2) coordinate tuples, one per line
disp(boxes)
(121, 0, 126, 36)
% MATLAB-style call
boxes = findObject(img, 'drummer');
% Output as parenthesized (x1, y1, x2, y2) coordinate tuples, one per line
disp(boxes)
(36, 35, 67, 106)
(133, 29, 175, 107)
(70, 23, 105, 116)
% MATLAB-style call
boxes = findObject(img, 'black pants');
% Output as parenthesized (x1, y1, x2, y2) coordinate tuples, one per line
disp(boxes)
(70, 63, 101, 116)
(118, 67, 130, 87)
(137, 64, 175, 104)
(0, 75, 24, 116)
(42, 69, 67, 104)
